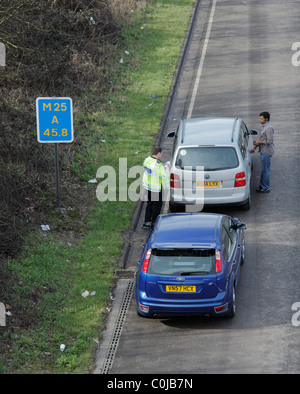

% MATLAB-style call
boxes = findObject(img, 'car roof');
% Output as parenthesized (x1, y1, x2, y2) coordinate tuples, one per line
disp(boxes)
(178, 117, 240, 146)
(150, 213, 222, 249)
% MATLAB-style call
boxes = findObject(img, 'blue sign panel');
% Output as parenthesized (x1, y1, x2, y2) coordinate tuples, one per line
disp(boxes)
(36, 97, 73, 143)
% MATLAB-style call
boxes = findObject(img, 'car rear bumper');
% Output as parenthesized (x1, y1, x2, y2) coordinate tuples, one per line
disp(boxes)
(136, 290, 233, 318)
(170, 187, 249, 206)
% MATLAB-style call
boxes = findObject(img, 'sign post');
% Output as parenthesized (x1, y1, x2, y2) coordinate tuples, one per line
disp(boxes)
(0, 302, 5, 327)
(0, 42, 5, 67)
(36, 97, 74, 208)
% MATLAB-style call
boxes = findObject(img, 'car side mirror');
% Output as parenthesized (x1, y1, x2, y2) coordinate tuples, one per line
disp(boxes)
(249, 129, 259, 136)
(230, 222, 247, 231)
(235, 222, 247, 230)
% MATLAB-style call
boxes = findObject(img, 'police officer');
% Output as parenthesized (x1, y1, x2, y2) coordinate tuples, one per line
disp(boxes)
(142, 146, 170, 229)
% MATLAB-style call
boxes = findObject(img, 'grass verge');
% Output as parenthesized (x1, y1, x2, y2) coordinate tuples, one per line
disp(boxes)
(0, 0, 195, 373)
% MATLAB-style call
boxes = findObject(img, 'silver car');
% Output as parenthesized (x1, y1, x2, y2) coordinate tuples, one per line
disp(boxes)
(168, 117, 258, 211)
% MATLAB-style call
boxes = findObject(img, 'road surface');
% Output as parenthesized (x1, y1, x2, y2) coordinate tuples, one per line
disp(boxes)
(95, 0, 300, 375)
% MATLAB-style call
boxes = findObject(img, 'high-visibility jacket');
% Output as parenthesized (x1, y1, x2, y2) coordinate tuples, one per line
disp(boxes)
(142, 156, 170, 192)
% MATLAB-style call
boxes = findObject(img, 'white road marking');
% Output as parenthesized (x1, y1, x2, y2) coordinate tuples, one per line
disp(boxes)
(187, 0, 217, 119)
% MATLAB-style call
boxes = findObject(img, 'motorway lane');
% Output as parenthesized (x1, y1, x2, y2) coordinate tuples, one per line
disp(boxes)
(108, 0, 300, 374)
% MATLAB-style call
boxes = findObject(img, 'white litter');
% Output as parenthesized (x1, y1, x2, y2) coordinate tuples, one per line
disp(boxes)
(82, 290, 89, 298)
(110, 293, 116, 301)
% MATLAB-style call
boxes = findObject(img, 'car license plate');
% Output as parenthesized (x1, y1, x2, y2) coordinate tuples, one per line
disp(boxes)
(166, 285, 196, 293)
(195, 181, 220, 187)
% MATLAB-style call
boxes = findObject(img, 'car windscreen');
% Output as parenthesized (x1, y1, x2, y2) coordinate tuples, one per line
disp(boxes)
(175, 147, 239, 171)
(148, 248, 215, 276)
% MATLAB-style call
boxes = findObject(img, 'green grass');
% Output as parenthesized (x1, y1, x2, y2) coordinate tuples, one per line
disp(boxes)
(0, 0, 195, 373)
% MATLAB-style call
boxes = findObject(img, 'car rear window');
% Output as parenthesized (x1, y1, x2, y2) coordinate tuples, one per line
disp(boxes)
(148, 249, 215, 276)
(175, 147, 239, 171)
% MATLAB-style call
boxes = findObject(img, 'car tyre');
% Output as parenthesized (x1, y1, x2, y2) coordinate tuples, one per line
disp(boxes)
(242, 193, 251, 210)
(136, 308, 151, 319)
(169, 201, 185, 213)
(241, 239, 245, 265)
(226, 287, 236, 318)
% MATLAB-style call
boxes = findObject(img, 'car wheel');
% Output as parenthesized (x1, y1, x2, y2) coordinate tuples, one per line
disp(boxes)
(226, 287, 236, 318)
(241, 239, 245, 265)
(136, 308, 151, 319)
(169, 201, 185, 213)
(242, 193, 251, 210)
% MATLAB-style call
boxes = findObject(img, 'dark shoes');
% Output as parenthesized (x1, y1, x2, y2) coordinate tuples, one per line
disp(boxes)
(142, 221, 152, 229)
(256, 186, 270, 193)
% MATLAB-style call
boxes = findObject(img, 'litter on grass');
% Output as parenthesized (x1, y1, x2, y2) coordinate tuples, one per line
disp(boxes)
(82, 290, 96, 297)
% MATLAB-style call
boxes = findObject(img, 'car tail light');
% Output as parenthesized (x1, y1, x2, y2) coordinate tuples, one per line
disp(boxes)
(234, 172, 246, 187)
(215, 249, 222, 273)
(142, 249, 152, 273)
(139, 303, 149, 313)
(214, 303, 228, 313)
(170, 173, 181, 188)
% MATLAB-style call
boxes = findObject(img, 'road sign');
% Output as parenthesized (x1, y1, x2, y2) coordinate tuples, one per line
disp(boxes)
(36, 97, 73, 143)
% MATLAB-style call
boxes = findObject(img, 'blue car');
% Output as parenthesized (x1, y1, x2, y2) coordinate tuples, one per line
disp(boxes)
(135, 213, 246, 318)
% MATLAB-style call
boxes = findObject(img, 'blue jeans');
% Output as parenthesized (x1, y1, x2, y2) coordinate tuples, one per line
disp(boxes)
(260, 153, 272, 190)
